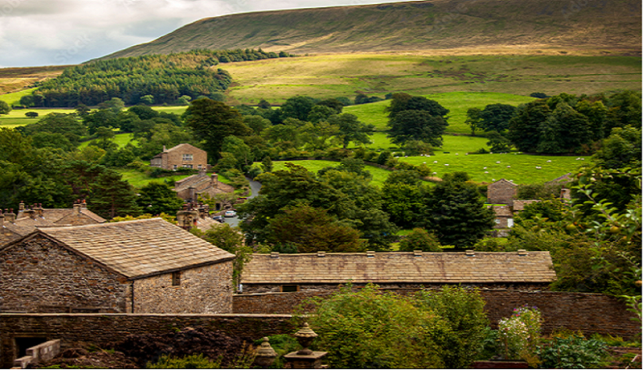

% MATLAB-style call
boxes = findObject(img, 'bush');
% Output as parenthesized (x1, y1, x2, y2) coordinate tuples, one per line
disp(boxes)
(537, 335, 609, 369)
(299, 284, 447, 368)
(148, 354, 222, 369)
(415, 286, 490, 368)
(497, 305, 542, 366)
(399, 228, 441, 252)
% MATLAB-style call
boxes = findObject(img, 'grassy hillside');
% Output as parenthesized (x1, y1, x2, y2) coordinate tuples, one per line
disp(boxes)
(103, 0, 641, 60)
(224, 54, 641, 105)
(0, 66, 67, 95)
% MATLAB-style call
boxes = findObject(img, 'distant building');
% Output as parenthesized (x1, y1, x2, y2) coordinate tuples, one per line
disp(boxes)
(150, 143, 208, 171)
(0, 218, 235, 314)
(487, 178, 517, 206)
(173, 170, 235, 204)
(241, 250, 557, 294)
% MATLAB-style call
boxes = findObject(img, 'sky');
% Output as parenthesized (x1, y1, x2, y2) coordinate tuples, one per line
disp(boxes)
(0, 0, 414, 68)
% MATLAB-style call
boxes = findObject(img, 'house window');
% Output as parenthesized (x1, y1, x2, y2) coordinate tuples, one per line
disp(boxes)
(182, 164, 193, 169)
(172, 271, 181, 286)
(173, 165, 177, 170)
(183, 154, 193, 161)
(508, 218, 514, 228)
(197, 164, 202, 170)
(495, 219, 500, 224)
(282, 285, 298, 292)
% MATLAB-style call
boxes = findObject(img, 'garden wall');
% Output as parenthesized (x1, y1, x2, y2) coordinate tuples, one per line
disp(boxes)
(233, 289, 640, 339)
(0, 313, 295, 368)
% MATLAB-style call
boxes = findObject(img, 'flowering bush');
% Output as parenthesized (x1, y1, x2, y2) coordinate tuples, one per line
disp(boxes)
(498, 305, 542, 364)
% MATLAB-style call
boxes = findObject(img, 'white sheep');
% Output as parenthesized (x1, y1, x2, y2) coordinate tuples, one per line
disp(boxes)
(496, 161, 500, 164)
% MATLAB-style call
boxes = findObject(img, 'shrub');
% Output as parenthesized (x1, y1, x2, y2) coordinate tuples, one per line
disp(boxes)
(148, 354, 223, 368)
(399, 228, 441, 252)
(299, 284, 447, 368)
(497, 305, 542, 366)
(537, 335, 609, 369)
(415, 286, 490, 368)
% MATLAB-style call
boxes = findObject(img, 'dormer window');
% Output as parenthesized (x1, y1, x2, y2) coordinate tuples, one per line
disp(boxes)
(183, 154, 193, 161)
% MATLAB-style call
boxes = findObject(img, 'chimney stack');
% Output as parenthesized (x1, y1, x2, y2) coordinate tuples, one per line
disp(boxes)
(0, 210, 4, 227)
(19, 201, 25, 211)
(72, 203, 81, 215)
(35, 203, 44, 218)
(4, 208, 16, 223)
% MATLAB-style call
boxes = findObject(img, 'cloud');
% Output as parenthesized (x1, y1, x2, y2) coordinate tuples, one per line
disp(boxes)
(0, 0, 413, 67)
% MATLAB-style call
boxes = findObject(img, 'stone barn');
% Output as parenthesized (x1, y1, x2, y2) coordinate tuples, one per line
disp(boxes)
(0, 218, 235, 314)
(240, 250, 557, 294)
(487, 178, 518, 206)
(150, 143, 208, 171)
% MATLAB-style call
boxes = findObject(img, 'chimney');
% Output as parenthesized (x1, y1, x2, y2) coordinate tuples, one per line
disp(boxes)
(176, 205, 198, 230)
(0, 211, 4, 227)
(35, 203, 44, 218)
(211, 173, 219, 188)
(72, 203, 81, 215)
(81, 199, 87, 209)
(163, 145, 167, 152)
(19, 201, 25, 211)
(25, 208, 37, 220)
(366, 251, 375, 258)
(4, 208, 16, 223)
(465, 250, 475, 257)
(518, 249, 528, 256)
(270, 252, 279, 259)
(317, 251, 326, 258)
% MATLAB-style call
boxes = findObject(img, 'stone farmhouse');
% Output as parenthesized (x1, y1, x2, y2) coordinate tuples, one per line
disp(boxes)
(173, 170, 235, 204)
(240, 250, 557, 294)
(487, 178, 517, 206)
(0, 202, 105, 248)
(150, 143, 208, 171)
(0, 218, 234, 314)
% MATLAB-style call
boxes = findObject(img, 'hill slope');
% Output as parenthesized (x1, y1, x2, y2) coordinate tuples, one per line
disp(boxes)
(102, 0, 641, 60)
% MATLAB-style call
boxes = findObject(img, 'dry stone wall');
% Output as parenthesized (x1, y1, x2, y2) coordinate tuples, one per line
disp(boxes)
(233, 289, 640, 340)
(0, 235, 130, 313)
(0, 313, 295, 368)
(134, 261, 233, 314)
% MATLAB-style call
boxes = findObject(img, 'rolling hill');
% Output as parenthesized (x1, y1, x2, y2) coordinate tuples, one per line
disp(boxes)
(102, 0, 641, 60)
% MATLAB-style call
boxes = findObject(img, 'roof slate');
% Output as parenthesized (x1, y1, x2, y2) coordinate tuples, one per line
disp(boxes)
(36, 218, 234, 279)
(242, 251, 556, 285)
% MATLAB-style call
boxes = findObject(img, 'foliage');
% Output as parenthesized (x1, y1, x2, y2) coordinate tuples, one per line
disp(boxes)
(328, 113, 374, 149)
(136, 182, 184, 216)
(465, 107, 482, 136)
(266, 204, 364, 253)
(0, 100, 11, 114)
(147, 353, 222, 368)
(478, 103, 517, 132)
(536, 335, 609, 369)
(398, 228, 441, 252)
(415, 286, 490, 368)
(497, 305, 542, 366)
(197, 223, 251, 292)
(388, 109, 448, 147)
(89, 169, 142, 219)
(486, 131, 512, 152)
(297, 284, 447, 369)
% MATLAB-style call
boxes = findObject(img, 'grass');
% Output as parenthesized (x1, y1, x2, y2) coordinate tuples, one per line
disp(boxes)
(0, 88, 38, 105)
(272, 159, 394, 188)
(223, 54, 640, 105)
(79, 133, 137, 149)
(0, 107, 77, 128)
(116, 169, 193, 189)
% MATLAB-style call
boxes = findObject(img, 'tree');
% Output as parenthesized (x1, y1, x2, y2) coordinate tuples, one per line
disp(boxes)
(128, 105, 159, 120)
(261, 156, 273, 173)
(537, 102, 591, 154)
(136, 182, 184, 215)
(25, 112, 38, 118)
(486, 131, 512, 152)
(306, 105, 336, 123)
(465, 107, 482, 136)
(399, 228, 441, 252)
(89, 170, 141, 219)
(592, 125, 641, 169)
(75, 103, 91, 117)
(316, 98, 343, 114)
(182, 98, 251, 161)
(421, 173, 495, 247)
(257, 99, 271, 109)
(0, 100, 11, 114)
(329, 113, 374, 148)
(139, 95, 155, 105)
(266, 204, 364, 253)
(387, 110, 448, 146)
(221, 135, 253, 169)
(280, 96, 315, 121)
(386, 94, 449, 119)
(478, 103, 517, 132)
(243, 115, 271, 134)
(507, 100, 551, 153)
(98, 97, 125, 115)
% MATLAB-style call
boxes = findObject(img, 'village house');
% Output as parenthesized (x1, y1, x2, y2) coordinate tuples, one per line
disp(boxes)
(487, 178, 517, 206)
(0, 202, 105, 248)
(150, 143, 208, 171)
(0, 218, 235, 314)
(240, 250, 557, 294)
(173, 170, 235, 205)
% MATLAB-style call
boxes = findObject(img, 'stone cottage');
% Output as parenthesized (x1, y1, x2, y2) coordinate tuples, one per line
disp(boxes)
(240, 250, 557, 294)
(487, 178, 517, 206)
(150, 143, 208, 171)
(173, 170, 235, 204)
(0, 218, 235, 314)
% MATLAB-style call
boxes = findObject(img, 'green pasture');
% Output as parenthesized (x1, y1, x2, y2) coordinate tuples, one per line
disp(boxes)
(272, 160, 394, 188)
(116, 169, 192, 189)
(344, 92, 536, 134)
(0, 87, 38, 105)
(79, 133, 137, 149)
(400, 152, 582, 184)
(0, 107, 77, 128)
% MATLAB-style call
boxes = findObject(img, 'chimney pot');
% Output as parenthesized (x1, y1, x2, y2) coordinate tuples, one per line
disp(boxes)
(19, 201, 25, 211)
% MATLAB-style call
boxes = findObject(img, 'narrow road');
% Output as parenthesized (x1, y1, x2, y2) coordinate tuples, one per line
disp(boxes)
(225, 177, 261, 228)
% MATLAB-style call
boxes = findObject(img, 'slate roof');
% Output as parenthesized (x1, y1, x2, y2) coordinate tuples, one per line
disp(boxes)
(242, 251, 556, 285)
(17, 208, 106, 224)
(489, 178, 517, 188)
(490, 205, 513, 217)
(25, 218, 235, 279)
(513, 200, 541, 211)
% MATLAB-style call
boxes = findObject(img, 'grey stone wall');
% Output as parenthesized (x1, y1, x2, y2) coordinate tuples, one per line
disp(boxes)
(241, 282, 550, 294)
(0, 313, 295, 368)
(0, 235, 130, 313)
(134, 261, 233, 314)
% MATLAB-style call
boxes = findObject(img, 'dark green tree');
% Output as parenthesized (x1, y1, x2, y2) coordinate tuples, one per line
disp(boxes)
(316, 98, 344, 114)
(128, 105, 159, 120)
(478, 103, 517, 132)
(465, 107, 482, 136)
(399, 228, 441, 252)
(421, 172, 495, 247)
(25, 112, 38, 118)
(280, 96, 315, 121)
(257, 99, 271, 109)
(182, 98, 251, 161)
(89, 170, 141, 219)
(388, 110, 448, 146)
(537, 102, 591, 154)
(261, 156, 273, 173)
(136, 182, 184, 215)
(306, 105, 336, 123)
(507, 100, 551, 153)
(486, 131, 512, 152)
(0, 100, 11, 114)
(329, 113, 374, 148)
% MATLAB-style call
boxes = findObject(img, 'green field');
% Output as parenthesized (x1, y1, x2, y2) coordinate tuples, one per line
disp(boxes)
(345, 92, 537, 134)
(79, 133, 137, 149)
(0, 88, 38, 105)
(224, 54, 641, 105)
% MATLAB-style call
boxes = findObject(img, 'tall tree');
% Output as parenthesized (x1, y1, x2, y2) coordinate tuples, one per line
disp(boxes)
(89, 170, 141, 219)
(537, 102, 591, 154)
(478, 103, 517, 132)
(507, 100, 551, 153)
(182, 98, 251, 161)
(0, 100, 12, 114)
(387, 110, 448, 146)
(329, 113, 374, 148)
(136, 182, 184, 216)
(465, 107, 482, 136)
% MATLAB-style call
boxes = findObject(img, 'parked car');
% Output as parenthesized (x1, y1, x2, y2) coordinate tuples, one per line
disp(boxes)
(212, 215, 225, 223)
(224, 210, 237, 217)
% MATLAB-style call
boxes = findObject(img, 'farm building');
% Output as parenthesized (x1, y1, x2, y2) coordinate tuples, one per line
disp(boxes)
(487, 178, 517, 206)
(240, 250, 557, 294)
(150, 143, 208, 171)
(0, 218, 234, 314)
